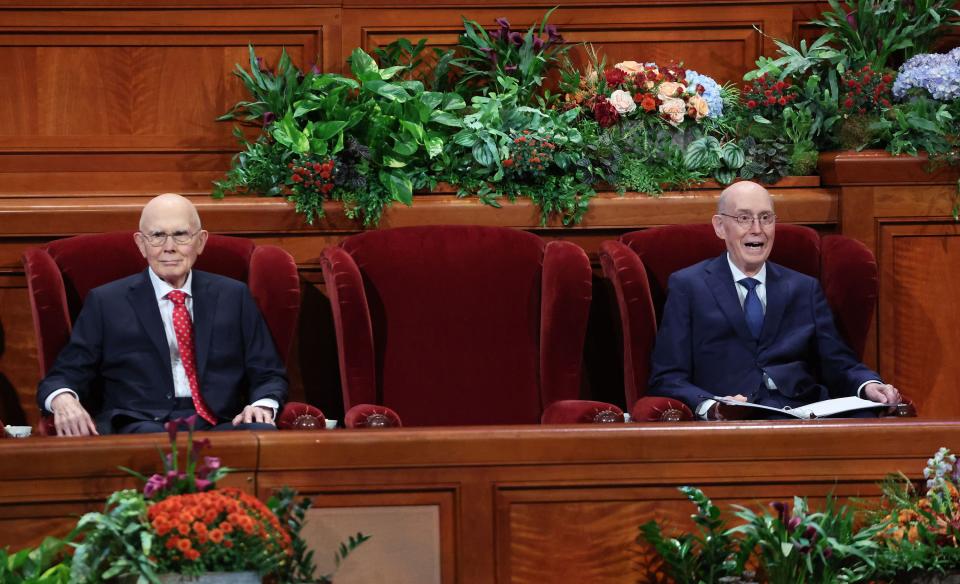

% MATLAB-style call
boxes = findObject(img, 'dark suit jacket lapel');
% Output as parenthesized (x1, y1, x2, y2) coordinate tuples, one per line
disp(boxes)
(128, 269, 174, 390)
(705, 255, 755, 344)
(191, 271, 220, 383)
(760, 261, 789, 345)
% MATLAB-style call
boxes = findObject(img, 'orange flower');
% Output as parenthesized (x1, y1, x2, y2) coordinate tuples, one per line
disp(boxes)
(177, 523, 191, 535)
(176, 538, 192, 553)
(209, 529, 224, 544)
(184, 548, 200, 562)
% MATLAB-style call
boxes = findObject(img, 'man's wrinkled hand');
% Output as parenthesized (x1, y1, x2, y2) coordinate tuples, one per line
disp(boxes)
(51, 393, 98, 437)
(863, 382, 901, 410)
(709, 394, 755, 421)
(232, 405, 275, 426)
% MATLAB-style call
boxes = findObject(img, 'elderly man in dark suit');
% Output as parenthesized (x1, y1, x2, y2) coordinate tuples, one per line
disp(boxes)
(648, 181, 900, 420)
(38, 193, 287, 436)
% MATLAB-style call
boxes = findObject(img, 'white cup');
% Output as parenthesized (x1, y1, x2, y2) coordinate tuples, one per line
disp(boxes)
(324, 419, 338, 430)
(4, 425, 32, 438)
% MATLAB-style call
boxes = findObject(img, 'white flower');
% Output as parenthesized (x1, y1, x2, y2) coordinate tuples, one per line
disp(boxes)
(609, 89, 637, 114)
(659, 97, 686, 125)
(614, 60, 644, 75)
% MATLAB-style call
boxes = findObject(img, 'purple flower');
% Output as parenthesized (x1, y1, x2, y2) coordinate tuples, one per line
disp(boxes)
(165, 420, 178, 443)
(204, 456, 221, 471)
(505, 65, 518, 74)
(495, 17, 510, 30)
(770, 501, 787, 523)
(192, 437, 211, 457)
(546, 24, 563, 44)
(310, 64, 321, 75)
(183, 414, 198, 430)
(787, 516, 802, 532)
(489, 29, 502, 41)
(824, 546, 833, 558)
(144, 473, 167, 498)
(480, 47, 498, 65)
(804, 525, 817, 540)
(845, 10, 858, 30)
(509, 31, 524, 47)
(533, 36, 544, 51)
(195, 478, 212, 491)
(164, 452, 174, 470)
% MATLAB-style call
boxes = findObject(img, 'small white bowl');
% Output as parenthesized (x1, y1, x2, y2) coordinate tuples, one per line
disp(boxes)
(324, 419, 338, 430)
(4, 425, 32, 438)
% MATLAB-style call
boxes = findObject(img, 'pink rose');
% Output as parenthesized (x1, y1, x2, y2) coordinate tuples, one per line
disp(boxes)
(657, 81, 686, 99)
(609, 89, 637, 114)
(658, 97, 686, 125)
(687, 94, 710, 120)
(614, 60, 644, 75)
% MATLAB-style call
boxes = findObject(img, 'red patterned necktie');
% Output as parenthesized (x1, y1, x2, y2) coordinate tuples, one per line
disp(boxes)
(166, 290, 216, 425)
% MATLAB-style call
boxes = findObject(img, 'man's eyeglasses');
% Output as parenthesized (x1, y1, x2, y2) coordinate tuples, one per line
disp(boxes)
(718, 212, 776, 227)
(139, 230, 200, 247)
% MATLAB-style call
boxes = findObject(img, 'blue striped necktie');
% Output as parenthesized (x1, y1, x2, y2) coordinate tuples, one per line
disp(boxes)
(738, 277, 763, 339)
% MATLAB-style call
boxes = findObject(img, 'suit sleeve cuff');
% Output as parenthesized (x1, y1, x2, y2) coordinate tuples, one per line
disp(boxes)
(45, 388, 78, 413)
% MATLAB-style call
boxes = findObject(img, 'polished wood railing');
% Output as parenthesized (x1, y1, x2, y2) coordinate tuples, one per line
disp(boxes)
(0, 419, 955, 583)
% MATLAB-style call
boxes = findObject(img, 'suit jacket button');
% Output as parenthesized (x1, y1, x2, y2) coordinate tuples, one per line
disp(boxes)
(166, 393, 172, 399)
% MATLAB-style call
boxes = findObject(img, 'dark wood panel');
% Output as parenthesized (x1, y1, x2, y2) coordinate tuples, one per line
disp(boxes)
(879, 222, 960, 417)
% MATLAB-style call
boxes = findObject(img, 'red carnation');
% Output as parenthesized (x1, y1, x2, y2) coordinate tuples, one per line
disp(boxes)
(592, 96, 620, 128)
(605, 68, 626, 87)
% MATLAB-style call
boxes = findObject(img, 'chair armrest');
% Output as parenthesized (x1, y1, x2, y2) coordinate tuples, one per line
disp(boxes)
(630, 397, 694, 422)
(22, 247, 72, 378)
(540, 241, 593, 406)
(320, 247, 378, 409)
(542, 400, 624, 424)
(276, 402, 326, 430)
(599, 240, 657, 410)
(249, 245, 301, 362)
(344, 405, 403, 428)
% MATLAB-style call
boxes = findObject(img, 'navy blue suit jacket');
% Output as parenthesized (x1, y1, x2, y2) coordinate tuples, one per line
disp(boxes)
(648, 254, 880, 411)
(37, 269, 288, 433)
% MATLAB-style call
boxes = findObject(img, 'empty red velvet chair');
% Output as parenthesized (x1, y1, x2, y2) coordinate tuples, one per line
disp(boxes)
(600, 223, 882, 422)
(22, 231, 324, 434)
(321, 225, 623, 428)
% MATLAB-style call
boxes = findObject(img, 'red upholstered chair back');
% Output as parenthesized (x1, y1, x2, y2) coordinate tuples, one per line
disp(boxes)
(323, 225, 593, 426)
(23, 232, 300, 379)
(605, 223, 878, 410)
(623, 223, 822, 324)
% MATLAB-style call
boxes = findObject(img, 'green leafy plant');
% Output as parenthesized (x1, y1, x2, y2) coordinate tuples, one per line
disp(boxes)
(0, 538, 70, 584)
(740, 136, 793, 185)
(810, 0, 960, 71)
(730, 496, 880, 583)
(684, 136, 746, 184)
(451, 8, 571, 105)
(639, 486, 744, 584)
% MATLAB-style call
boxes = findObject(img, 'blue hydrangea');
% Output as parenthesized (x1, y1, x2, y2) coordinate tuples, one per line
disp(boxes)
(893, 48, 960, 101)
(685, 69, 723, 117)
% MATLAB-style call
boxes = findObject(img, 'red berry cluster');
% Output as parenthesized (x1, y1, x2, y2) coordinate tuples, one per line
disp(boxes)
(502, 130, 557, 176)
(288, 158, 336, 196)
(742, 75, 798, 118)
(840, 65, 893, 114)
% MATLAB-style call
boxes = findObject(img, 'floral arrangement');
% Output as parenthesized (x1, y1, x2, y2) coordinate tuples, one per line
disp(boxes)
(871, 447, 960, 579)
(586, 61, 716, 127)
(839, 64, 894, 114)
(894, 47, 960, 102)
(742, 74, 799, 119)
(63, 416, 367, 583)
(213, 5, 960, 225)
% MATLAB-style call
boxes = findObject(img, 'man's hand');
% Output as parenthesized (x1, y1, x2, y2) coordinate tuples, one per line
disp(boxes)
(232, 405, 275, 426)
(863, 382, 901, 405)
(710, 394, 754, 421)
(51, 393, 98, 437)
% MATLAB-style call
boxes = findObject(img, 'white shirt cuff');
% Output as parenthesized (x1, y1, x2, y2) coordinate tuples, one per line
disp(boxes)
(45, 388, 78, 413)
(251, 398, 279, 420)
(696, 399, 717, 420)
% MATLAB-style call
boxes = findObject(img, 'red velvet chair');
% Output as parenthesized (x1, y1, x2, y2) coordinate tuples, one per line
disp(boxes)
(600, 223, 885, 422)
(321, 225, 623, 427)
(22, 231, 325, 434)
